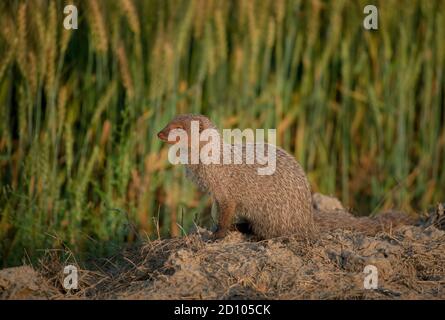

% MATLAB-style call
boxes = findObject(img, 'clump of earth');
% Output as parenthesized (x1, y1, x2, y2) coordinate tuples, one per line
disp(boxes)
(1, 194, 444, 299)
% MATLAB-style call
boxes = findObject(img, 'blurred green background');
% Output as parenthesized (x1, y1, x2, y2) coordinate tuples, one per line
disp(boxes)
(0, 0, 444, 267)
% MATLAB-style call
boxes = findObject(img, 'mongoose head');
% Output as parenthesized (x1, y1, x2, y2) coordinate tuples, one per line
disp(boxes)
(157, 114, 217, 146)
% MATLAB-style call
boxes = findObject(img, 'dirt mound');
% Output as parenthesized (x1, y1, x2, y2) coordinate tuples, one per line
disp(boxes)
(2, 224, 442, 300)
(81, 225, 443, 300)
(0, 266, 60, 299)
(1, 197, 444, 300)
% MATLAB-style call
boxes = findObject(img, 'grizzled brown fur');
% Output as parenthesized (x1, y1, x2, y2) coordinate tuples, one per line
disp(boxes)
(158, 114, 315, 240)
(313, 210, 415, 236)
(312, 193, 415, 235)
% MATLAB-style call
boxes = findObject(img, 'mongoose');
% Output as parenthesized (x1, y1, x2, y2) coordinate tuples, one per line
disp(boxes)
(158, 114, 315, 240)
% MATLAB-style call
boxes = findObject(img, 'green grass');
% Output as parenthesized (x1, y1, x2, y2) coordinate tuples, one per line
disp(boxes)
(0, 0, 444, 267)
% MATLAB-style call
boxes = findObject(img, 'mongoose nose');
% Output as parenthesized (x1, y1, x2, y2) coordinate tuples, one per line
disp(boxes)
(157, 130, 167, 141)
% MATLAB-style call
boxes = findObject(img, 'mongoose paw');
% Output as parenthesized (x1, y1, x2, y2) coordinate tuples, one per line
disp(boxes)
(211, 229, 228, 241)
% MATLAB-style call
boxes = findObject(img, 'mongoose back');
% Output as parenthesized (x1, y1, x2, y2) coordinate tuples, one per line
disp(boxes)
(158, 114, 315, 240)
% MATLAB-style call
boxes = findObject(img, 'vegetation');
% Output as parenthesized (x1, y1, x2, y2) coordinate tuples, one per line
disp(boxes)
(0, 0, 444, 267)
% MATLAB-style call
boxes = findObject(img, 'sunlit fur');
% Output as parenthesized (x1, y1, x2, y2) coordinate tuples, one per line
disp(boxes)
(159, 114, 315, 240)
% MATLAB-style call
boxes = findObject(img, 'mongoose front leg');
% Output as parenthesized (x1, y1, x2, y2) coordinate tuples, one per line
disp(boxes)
(212, 199, 236, 240)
